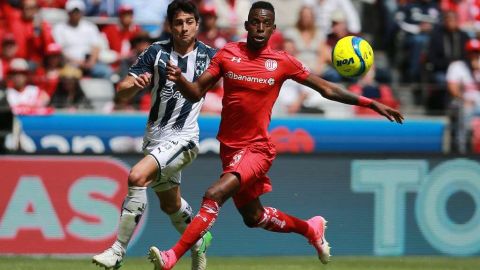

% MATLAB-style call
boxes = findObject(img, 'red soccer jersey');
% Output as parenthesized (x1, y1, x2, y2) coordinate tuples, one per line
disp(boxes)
(206, 42, 310, 147)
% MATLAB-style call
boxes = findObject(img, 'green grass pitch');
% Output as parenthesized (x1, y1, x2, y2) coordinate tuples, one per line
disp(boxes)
(1, 256, 479, 270)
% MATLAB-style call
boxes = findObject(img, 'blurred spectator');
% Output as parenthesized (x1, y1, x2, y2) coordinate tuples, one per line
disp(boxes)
(114, 31, 151, 110)
(53, 0, 112, 79)
(425, 10, 470, 114)
(442, 0, 480, 37)
(394, 0, 440, 82)
(210, 0, 251, 39)
(284, 6, 330, 78)
(120, 0, 170, 35)
(322, 9, 357, 82)
(201, 85, 223, 115)
(101, 4, 141, 68)
(116, 31, 151, 78)
(155, 18, 172, 41)
(129, 32, 151, 58)
(197, 5, 231, 49)
(5, 0, 55, 66)
(273, 78, 309, 116)
(35, 42, 64, 96)
(360, 0, 391, 51)
(49, 65, 90, 109)
(272, 39, 308, 116)
(37, 0, 66, 8)
(303, 0, 361, 34)
(84, 0, 121, 17)
(268, 0, 302, 28)
(198, 3, 227, 115)
(6, 58, 50, 114)
(325, 10, 355, 48)
(446, 39, 480, 150)
(1, 34, 18, 84)
(349, 65, 400, 116)
(273, 38, 322, 115)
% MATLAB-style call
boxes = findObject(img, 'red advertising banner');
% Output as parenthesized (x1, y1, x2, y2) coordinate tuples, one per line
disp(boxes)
(0, 156, 130, 254)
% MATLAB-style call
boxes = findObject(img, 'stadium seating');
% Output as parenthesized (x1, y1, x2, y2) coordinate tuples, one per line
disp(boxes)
(79, 78, 115, 112)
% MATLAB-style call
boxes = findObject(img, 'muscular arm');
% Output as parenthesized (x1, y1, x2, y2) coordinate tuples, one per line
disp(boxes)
(116, 73, 151, 100)
(302, 74, 362, 105)
(166, 61, 219, 102)
(301, 74, 404, 123)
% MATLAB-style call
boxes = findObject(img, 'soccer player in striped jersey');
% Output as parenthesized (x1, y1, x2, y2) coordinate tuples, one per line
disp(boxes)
(92, 1, 216, 270)
(149, 1, 404, 270)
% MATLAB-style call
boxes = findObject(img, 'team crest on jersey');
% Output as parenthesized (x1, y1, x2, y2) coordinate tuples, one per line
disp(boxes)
(195, 60, 206, 77)
(195, 51, 208, 77)
(265, 59, 278, 71)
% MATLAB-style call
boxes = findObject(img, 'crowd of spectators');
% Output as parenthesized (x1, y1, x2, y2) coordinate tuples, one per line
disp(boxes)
(1, 0, 480, 136)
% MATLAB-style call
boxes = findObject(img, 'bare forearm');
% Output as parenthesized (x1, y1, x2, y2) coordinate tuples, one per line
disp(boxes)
(166, 61, 217, 102)
(116, 77, 142, 100)
(176, 76, 205, 102)
(325, 83, 363, 105)
(304, 75, 368, 106)
(302, 75, 403, 123)
(88, 46, 100, 65)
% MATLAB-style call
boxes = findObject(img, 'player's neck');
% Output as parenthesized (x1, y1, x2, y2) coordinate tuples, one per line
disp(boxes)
(246, 42, 268, 53)
(173, 40, 196, 56)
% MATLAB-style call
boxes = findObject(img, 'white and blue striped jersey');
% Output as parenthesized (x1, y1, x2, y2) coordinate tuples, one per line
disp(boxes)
(129, 40, 217, 145)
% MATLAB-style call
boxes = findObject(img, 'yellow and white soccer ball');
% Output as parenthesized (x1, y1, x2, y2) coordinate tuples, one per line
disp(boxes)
(332, 36, 374, 78)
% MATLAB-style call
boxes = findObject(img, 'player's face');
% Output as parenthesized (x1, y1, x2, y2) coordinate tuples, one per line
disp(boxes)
(170, 11, 199, 47)
(245, 8, 276, 50)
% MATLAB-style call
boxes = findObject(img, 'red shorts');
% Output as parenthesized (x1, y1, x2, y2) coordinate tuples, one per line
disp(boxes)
(220, 142, 276, 208)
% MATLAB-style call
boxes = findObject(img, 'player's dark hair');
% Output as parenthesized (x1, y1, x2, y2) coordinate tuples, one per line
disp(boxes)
(250, 1, 275, 15)
(167, 0, 200, 24)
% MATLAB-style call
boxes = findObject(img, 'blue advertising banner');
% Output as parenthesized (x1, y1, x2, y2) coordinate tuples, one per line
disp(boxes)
(17, 113, 446, 154)
(1, 155, 478, 257)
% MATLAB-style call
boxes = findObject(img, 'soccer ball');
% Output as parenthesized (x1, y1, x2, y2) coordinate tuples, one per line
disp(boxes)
(332, 36, 374, 78)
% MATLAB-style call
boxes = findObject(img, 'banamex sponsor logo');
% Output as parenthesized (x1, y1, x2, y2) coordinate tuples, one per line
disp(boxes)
(225, 71, 275, 86)
(0, 157, 139, 254)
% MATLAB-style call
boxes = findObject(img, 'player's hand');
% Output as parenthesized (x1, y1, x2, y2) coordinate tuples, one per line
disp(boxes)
(134, 72, 152, 89)
(370, 101, 404, 124)
(166, 61, 182, 82)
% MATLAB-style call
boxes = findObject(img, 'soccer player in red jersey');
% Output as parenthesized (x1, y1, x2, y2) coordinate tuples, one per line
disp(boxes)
(148, 2, 404, 269)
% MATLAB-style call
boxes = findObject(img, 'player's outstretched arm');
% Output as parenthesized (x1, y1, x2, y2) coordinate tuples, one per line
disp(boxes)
(302, 74, 404, 123)
(116, 72, 152, 100)
(166, 61, 218, 102)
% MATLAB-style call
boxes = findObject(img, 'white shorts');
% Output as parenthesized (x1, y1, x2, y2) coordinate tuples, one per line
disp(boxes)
(143, 139, 199, 192)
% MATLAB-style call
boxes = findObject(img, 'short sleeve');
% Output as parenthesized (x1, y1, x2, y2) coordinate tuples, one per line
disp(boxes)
(283, 53, 310, 82)
(205, 48, 225, 79)
(128, 44, 158, 77)
(86, 22, 102, 47)
(446, 61, 468, 84)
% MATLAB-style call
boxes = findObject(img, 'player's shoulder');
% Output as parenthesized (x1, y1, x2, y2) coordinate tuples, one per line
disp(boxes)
(152, 39, 173, 51)
(140, 39, 172, 57)
(269, 48, 310, 73)
(269, 48, 299, 63)
(196, 40, 218, 58)
(218, 42, 244, 54)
